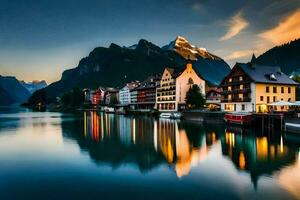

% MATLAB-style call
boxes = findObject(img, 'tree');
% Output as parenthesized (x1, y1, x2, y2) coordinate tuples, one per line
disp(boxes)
(61, 87, 84, 107)
(185, 84, 205, 109)
(109, 95, 119, 105)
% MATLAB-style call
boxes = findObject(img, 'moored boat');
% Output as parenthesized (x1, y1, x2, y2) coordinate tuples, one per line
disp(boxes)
(160, 113, 172, 118)
(224, 112, 253, 125)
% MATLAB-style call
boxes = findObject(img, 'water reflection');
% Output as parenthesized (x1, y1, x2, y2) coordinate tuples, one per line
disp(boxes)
(221, 126, 298, 187)
(63, 111, 299, 187)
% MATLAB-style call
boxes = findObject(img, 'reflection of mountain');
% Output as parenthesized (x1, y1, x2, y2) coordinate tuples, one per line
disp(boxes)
(220, 127, 298, 187)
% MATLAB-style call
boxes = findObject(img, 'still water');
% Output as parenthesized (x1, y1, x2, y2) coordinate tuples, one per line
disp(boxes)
(0, 107, 299, 200)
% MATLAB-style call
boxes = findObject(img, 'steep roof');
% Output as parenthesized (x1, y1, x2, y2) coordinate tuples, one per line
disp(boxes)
(164, 62, 205, 81)
(236, 63, 298, 85)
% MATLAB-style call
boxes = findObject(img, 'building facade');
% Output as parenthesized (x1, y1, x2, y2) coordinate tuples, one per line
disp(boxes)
(220, 59, 298, 113)
(135, 75, 160, 110)
(119, 81, 139, 105)
(156, 62, 205, 111)
(206, 87, 221, 110)
(105, 88, 119, 105)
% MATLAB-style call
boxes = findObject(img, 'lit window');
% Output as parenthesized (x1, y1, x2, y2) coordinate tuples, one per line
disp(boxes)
(239, 76, 243, 81)
(229, 78, 232, 82)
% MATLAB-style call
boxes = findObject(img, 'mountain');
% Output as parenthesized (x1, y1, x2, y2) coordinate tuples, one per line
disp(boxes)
(20, 80, 47, 94)
(0, 76, 31, 105)
(256, 38, 300, 76)
(162, 36, 220, 60)
(163, 36, 231, 85)
(35, 36, 230, 101)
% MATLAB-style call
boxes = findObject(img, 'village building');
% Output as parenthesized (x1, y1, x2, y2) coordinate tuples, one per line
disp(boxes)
(156, 61, 205, 111)
(119, 81, 139, 105)
(130, 75, 160, 110)
(91, 87, 106, 105)
(205, 87, 221, 110)
(220, 56, 298, 113)
(105, 88, 119, 105)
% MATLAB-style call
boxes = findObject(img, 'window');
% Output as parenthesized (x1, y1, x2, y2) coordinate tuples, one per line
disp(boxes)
(228, 94, 232, 100)
(267, 96, 270, 103)
(266, 86, 270, 93)
(239, 76, 243, 81)
(273, 86, 277, 93)
(288, 87, 291, 93)
(240, 85, 243, 90)
(241, 104, 245, 111)
(273, 96, 276, 102)
(260, 96, 263, 101)
(281, 87, 284, 93)
(239, 93, 243, 100)
(228, 86, 232, 91)
(229, 78, 232, 82)
(188, 78, 194, 85)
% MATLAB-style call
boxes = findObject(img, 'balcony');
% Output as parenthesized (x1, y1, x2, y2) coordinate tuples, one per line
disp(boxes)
(221, 97, 251, 103)
(222, 80, 251, 86)
(222, 88, 251, 94)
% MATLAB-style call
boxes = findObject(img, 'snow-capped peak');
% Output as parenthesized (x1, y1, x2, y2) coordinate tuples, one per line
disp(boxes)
(163, 36, 219, 60)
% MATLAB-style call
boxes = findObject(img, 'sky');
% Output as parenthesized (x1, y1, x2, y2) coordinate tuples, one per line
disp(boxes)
(1, 0, 300, 84)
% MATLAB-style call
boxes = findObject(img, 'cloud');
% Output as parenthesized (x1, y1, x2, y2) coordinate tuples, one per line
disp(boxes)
(259, 9, 300, 45)
(224, 50, 253, 61)
(220, 11, 249, 41)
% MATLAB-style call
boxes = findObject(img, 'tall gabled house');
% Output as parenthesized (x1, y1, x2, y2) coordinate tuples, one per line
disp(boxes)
(220, 58, 298, 113)
(156, 61, 205, 111)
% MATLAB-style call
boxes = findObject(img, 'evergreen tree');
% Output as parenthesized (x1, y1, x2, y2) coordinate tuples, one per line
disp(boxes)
(185, 84, 205, 109)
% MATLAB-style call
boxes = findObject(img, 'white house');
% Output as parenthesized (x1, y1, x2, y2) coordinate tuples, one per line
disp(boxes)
(156, 61, 205, 111)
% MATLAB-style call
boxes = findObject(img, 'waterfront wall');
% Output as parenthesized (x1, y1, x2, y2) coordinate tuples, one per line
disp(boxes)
(182, 110, 226, 124)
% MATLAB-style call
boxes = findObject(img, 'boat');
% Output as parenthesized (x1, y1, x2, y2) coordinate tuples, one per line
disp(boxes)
(160, 113, 172, 118)
(104, 107, 115, 113)
(224, 112, 253, 125)
(285, 122, 300, 133)
(170, 112, 182, 119)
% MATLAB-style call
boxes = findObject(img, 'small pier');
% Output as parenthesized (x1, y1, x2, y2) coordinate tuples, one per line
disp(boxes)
(253, 113, 285, 132)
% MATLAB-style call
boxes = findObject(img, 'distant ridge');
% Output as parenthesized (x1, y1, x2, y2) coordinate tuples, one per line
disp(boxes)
(256, 38, 300, 76)
(0, 75, 31, 105)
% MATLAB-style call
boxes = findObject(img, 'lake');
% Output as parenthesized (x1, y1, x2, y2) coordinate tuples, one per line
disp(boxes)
(0, 107, 299, 199)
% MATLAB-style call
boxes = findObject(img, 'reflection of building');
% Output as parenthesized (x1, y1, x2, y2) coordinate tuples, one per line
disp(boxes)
(220, 55, 297, 112)
(220, 128, 298, 186)
(156, 61, 205, 111)
(155, 119, 216, 177)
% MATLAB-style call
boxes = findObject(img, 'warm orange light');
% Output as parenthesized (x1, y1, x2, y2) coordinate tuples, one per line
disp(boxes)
(239, 151, 246, 169)
(256, 137, 268, 159)
(225, 132, 235, 148)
